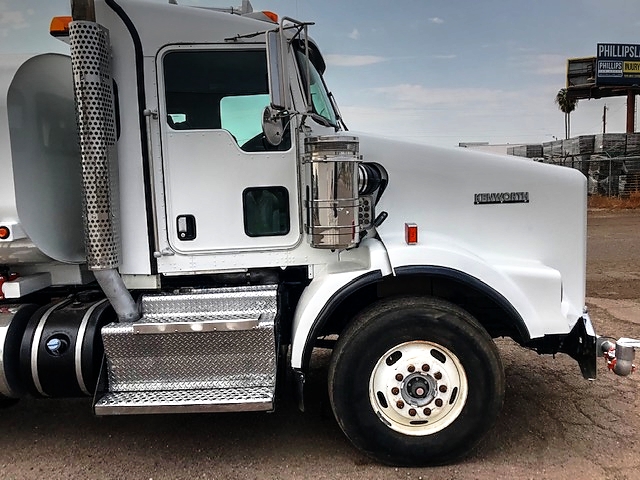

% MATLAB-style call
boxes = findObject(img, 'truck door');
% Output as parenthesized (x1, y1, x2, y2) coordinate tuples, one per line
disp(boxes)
(156, 45, 299, 255)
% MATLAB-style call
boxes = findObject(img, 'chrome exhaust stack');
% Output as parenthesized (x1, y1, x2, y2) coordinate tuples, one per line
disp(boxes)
(69, 0, 139, 322)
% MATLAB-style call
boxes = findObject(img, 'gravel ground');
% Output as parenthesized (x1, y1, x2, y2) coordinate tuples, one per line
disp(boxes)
(0, 209, 639, 480)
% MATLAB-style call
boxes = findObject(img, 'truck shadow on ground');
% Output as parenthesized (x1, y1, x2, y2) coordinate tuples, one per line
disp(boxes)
(0, 341, 637, 478)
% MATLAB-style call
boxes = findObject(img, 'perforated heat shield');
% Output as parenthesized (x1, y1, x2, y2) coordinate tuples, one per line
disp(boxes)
(68, 21, 120, 270)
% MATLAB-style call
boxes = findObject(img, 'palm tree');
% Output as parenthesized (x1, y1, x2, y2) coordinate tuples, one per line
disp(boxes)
(555, 88, 578, 139)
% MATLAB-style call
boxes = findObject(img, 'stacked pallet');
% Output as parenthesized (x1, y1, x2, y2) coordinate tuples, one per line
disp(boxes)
(504, 135, 640, 195)
(626, 133, 640, 154)
(507, 144, 543, 158)
(507, 134, 640, 196)
(594, 133, 627, 155)
(562, 135, 594, 156)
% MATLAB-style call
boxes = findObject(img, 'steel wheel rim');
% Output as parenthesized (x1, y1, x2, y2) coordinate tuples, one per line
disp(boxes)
(369, 340, 468, 436)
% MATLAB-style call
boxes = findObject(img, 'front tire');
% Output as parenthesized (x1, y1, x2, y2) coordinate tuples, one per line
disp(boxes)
(328, 296, 504, 466)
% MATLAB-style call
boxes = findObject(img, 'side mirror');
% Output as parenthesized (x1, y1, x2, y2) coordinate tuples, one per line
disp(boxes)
(262, 105, 284, 146)
(266, 30, 288, 111)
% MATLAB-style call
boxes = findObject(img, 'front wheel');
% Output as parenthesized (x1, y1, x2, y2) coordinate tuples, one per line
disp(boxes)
(328, 296, 505, 466)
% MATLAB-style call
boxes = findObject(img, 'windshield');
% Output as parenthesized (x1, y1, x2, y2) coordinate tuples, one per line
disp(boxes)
(295, 49, 338, 127)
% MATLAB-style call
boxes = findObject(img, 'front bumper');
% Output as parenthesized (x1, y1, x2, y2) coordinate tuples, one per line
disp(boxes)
(559, 314, 597, 379)
(527, 313, 640, 379)
(526, 314, 597, 379)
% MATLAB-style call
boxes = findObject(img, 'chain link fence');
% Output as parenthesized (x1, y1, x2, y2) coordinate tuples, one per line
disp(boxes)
(545, 156, 640, 197)
(508, 134, 640, 197)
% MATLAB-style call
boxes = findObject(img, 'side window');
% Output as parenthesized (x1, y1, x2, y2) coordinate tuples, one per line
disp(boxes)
(163, 49, 290, 151)
(220, 94, 269, 146)
(243, 187, 290, 237)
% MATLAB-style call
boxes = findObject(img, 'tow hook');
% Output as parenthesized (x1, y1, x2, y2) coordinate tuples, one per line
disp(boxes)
(598, 337, 640, 376)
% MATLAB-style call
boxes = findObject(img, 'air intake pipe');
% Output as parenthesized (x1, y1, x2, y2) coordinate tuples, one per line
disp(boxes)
(305, 135, 361, 250)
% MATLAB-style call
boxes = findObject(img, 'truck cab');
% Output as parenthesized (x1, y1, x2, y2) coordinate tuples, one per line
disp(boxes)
(0, 0, 630, 467)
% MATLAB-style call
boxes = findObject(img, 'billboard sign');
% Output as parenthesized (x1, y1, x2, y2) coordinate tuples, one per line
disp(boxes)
(596, 43, 640, 86)
(567, 57, 595, 88)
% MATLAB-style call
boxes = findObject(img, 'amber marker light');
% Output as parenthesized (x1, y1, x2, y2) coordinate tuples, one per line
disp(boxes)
(262, 11, 278, 23)
(50, 16, 72, 37)
(405, 223, 418, 245)
(0, 226, 10, 240)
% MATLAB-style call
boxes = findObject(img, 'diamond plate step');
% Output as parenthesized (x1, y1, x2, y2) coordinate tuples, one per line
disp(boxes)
(141, 284, 278, 320)
(97, 285, 279, 414)
(94, 387, 274, 415)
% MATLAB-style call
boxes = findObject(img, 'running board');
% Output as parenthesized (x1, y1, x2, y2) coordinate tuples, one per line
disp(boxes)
(95, 387, 273, 415)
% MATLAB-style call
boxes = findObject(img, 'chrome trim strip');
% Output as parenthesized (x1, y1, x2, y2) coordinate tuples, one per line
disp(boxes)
(75, 299, 108, 395)
(95, 400, 273, 415)
(132, 317, 260, 334)
(31, 299, 71, 397)
(94, 388, 274, 415)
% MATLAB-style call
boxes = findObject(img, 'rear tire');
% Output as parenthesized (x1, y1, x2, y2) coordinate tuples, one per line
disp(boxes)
(328, 296, 504, 466)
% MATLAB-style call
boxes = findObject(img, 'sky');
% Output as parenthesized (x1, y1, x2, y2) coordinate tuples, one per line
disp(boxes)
(1, 0, 638, 148)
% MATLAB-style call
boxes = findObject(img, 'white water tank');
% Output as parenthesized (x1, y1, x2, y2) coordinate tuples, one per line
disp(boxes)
(0, 53, 84, 264)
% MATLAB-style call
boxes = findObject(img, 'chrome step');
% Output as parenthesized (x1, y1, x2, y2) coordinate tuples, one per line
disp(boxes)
(95, 387, 273, 415)
(141, 284, 278, 320)
(96, 285, 279, 415)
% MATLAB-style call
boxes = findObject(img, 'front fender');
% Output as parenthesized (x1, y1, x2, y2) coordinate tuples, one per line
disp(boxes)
(290, 237, 391, 369)
(383, 232, 571, 339)
(291, 233, 572, 371)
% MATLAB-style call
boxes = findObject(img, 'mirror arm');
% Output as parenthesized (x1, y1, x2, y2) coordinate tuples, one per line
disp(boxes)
(278, 17, 315, 111)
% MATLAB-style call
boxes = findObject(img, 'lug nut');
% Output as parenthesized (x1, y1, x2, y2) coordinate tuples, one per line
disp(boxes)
(391, 387, 400, 395)
(434, 371, 442, 380)
(395, 373, 404, 381)
(396, 400, 405, 409)
(407, 365, 415, 373)
(408, 408, 417, 417)
(435, 398, 443, 407)
(423, 408, 431, 416)
(421, 364, 430, 372)
(439, 385, 448, 393)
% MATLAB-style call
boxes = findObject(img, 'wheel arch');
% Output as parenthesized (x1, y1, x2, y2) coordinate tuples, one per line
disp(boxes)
(297, 266, 530, 372)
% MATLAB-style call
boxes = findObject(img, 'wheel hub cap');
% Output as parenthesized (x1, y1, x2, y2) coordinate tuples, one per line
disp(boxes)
(369, 341, 468, 436)
(403, 373, 436, 406)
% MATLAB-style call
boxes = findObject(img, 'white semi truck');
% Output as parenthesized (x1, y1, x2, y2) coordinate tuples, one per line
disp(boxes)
(0, 0, 637, 467)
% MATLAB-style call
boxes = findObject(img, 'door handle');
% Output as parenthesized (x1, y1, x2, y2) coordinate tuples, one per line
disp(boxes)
(176, 215, 196, 241)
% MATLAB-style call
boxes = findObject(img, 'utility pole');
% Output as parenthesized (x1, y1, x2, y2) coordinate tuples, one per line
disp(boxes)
(627, 90, 636, 133)
(602, 104, 607, 135)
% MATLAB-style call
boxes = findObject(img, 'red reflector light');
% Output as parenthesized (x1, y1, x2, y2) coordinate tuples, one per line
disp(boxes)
(0, 226, 10, 240)
(405, 223, 418, 245)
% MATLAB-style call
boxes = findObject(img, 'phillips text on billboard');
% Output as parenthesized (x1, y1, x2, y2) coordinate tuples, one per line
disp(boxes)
(596, 43, 640, 86)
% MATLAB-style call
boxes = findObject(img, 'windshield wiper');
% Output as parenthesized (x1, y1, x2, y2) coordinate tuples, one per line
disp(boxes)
(328, 91, 348, 131)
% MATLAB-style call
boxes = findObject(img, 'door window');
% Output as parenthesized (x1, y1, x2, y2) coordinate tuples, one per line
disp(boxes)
(243, 186, 290, 237)
(163, 49, 289, 151)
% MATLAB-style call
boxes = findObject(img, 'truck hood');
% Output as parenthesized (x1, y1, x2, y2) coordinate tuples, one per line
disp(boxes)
(356, 133, 587, 321)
